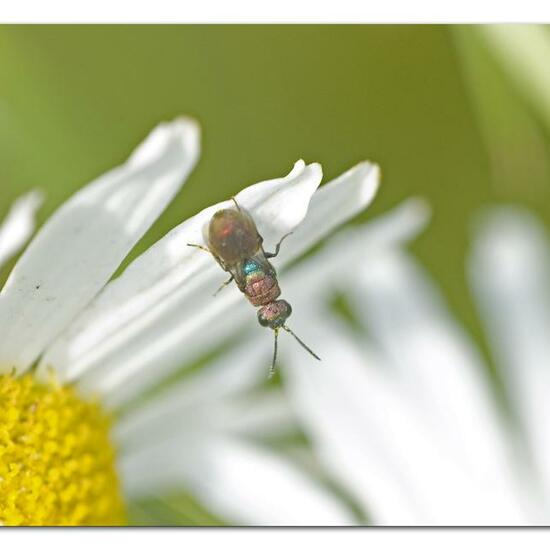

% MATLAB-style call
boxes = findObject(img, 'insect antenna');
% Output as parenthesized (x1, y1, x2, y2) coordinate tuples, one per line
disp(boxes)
(268, 329, 279, 379)
(283, 325, 321, 361)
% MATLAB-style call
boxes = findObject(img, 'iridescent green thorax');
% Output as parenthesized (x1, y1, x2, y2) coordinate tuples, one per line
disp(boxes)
(243, 259, 262, 277)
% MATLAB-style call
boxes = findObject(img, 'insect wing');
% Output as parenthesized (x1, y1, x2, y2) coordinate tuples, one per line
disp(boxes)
(207, 207, 262, 265)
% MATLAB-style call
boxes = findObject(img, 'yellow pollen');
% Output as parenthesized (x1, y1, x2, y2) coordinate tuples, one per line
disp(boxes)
(0, 373, 125, 526)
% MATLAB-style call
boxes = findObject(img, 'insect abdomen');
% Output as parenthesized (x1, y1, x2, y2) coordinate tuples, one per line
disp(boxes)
(244, 270, 281, 306)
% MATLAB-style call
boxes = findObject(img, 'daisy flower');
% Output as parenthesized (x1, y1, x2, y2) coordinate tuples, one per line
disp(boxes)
(0, 116, 395, 526)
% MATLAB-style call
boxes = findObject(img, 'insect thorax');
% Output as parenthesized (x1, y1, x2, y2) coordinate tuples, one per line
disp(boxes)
(243, 259, 261, 275)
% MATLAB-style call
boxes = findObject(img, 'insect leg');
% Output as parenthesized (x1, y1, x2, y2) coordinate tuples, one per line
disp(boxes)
(188, 243, 229, 271)
(213, 275, 234, 297)
(265, 232, 293, 258)
(187, 243, 211, 254)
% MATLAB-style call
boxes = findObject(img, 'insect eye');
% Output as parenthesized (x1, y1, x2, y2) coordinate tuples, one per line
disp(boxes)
(257, 310, 271, 327)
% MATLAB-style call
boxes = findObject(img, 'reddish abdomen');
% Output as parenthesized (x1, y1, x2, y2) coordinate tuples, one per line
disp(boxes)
(244, 273, 281, 306)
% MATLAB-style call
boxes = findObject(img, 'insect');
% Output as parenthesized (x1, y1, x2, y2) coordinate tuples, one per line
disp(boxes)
(188, 198, 320, 377)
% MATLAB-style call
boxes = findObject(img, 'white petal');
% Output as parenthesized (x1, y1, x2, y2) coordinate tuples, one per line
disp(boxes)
(118, 389, 294, 453)
(277, 217, 529, 524)
(353, 249, 532, 522)
(274, 161, 380, 263)
(283, 313, 529, 525)
(283, 197, 430, 303)
(205, 391, 295, 438)
(0, 191, 43, 269)
(40, 161, 379, 406)
(0, 118, 200, 374)
(469, 208, 550, 505)
(120, 434, 355, 526)
(114, 338, 270, 448)
(351, 250, 515, 484)
(283, 316, 425, 524)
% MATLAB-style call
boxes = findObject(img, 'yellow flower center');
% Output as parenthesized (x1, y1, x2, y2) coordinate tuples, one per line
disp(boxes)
(0, 373, 125, 526)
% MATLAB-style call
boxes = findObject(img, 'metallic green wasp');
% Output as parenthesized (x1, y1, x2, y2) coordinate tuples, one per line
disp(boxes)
(189, 198, 320, 377)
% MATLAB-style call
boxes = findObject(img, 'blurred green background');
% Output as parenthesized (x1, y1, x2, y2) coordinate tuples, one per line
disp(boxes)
(2, 25, 550, 348)
(1, 24, 549, 522)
